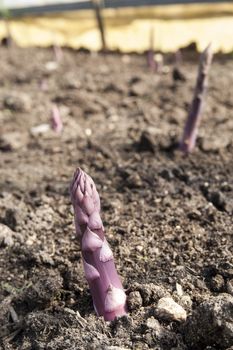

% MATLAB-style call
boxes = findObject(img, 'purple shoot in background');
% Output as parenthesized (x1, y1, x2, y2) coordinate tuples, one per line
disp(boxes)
(70, 168, 127, 321)
(173, 49, 186, 82)
(50, 104, 63, 133)
(147, 26, 156, 72)
(154, 53, 163, 73)
(179, 44, 213, 153)
(175, 49, 183, 66)
(53, 44, 63, 62)
(147, 27, 163, 73)
(39, 79, 48, 92)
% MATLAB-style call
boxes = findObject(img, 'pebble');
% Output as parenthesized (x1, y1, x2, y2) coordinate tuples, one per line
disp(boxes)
(134, 283, 169, 306)
(3, 93, 31, 112)
(127, 173, 142, 188)
(145, 316, 160, 330)
(208, 190, 227, 211)
(210, 274, 225, 292)
(180, 295, 193, 309)
(0, 132, 28, 151)
(4, 207, 23, 231)
(127, 291, 143, 311)
(176, 283, 183, 297)
(0, 223, 15, 247)
(226, 280, 233, 295)
(45, 61, 58, 71)
(129, 82, 148, 97)
(155, 297, 187, 322)
(137, 130, 156, 153)
(202, 137, 231, 151)
(30, 123, 50, 135)
(39, 251, 55, 266)
(172, 67, 186, 82)
(160, 169, 174, 181)
(3, 235, 14, 247)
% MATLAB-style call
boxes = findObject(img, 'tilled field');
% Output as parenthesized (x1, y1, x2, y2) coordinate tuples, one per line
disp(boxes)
(0, 47, 232, 350)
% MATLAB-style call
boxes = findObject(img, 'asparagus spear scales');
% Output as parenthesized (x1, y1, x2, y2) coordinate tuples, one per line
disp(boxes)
(180, 44, 213, 153)
(70, 168, 127, 321)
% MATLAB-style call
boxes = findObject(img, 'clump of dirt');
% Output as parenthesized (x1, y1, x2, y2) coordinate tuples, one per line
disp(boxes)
(0, 47, 232, 350)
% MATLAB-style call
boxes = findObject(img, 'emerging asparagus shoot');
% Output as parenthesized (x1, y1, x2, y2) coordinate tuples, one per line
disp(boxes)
(50, 104, 63, 133)
(147, 27, 163, 73)
(70, 168, 127, 321)
(53, 44, 63, 63)
(147, 26, 156, 72)
(179, 44, 213, 153)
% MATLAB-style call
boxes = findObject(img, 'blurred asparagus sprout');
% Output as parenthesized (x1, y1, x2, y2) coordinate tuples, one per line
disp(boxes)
(50, 104, 63, 133)
(53, 44, 63, 63)
(147, 26, 156, 72)
(179, 44, 213, 153)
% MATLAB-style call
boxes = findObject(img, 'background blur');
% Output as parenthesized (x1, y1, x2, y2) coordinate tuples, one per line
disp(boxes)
(0, 0, 233, 52)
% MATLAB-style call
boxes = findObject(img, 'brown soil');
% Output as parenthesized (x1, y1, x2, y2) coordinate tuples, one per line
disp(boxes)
(0, 47, 232, 350)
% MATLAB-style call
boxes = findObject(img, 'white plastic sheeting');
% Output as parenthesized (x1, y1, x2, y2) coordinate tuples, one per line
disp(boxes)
(2, 0, 80, 9)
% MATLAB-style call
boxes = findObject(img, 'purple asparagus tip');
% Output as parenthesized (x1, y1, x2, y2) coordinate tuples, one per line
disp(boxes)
(70, 168, 127, 321)
(147, 50, 156, 72)
(53, 44, 63, 62)
(179, 44, 213, 153)
(147, 25, 156, 72)
(39, 79, 48, 92)
(175, 49, 183, 66)
(51, 104, 63, 133)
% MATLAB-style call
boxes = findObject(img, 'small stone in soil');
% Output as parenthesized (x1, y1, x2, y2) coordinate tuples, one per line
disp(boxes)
(0, 223, 14, 247)
(159, 169, 174, 181)
(210, 274, 225, 292)
(145, 316, 160, 330)
(155, 297, 187, 322)
(201, 136, 231, 151)
(126, 173, 143, 188)
(127, 291, 143, 311)
(0, 223, 22, 247)
(226, 280, 233, 296)
(137, 130, 155, 153)
(208, 190, 227, 211)
(39, 251, 55, 266)
(134, 283, 170, 306)
(129, 82, 148, 96)
(179, 294, 193, 310)
(172, 67, 186, 82)
(0, 132, 28, 151)
(2, 208, 19, 230)
(3, 93, 31, 112)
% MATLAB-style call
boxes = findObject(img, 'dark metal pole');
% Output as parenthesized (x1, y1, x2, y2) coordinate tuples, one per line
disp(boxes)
(92, 0, 107, 51)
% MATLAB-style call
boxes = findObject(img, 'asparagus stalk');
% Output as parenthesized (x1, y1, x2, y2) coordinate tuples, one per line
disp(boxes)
(53, 44, 63, 63)
(179, 44, 213, 153)
(147, 27, 163, 73)
(70, 168, 127, 321)
(50, 104, 63, 133)
(147, 26, 156, 72)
